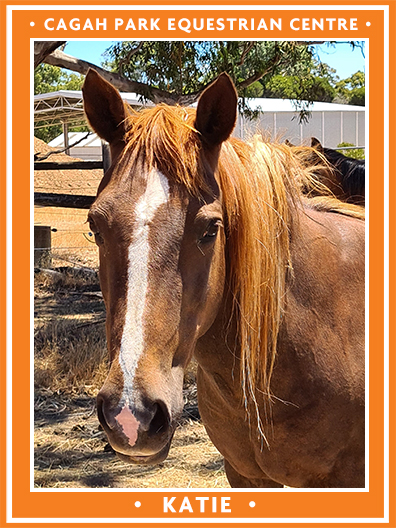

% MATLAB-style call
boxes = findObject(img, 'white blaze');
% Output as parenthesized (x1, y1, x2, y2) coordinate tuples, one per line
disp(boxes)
(118, 169, 170, 404)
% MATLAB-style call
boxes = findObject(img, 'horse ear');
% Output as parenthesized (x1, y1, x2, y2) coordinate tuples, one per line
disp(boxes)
(82, 69, 127, 146)
(311, 137, 323, 150)
(195, 73, 238, 147)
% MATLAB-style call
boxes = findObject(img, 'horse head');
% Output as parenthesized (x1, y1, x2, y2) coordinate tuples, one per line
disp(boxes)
(82, 69, 237, 464)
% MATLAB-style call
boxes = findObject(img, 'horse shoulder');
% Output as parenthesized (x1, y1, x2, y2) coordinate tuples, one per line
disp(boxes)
(279, 206, 365, 398)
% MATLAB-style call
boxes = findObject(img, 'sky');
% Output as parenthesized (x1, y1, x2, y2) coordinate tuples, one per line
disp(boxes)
(64, 40, 365, 81)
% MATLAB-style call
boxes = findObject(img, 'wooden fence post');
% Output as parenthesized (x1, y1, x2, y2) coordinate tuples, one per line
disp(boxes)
(34, 225, 52, 268)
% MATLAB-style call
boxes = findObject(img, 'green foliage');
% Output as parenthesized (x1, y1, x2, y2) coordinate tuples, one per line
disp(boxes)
(102, 41, 365, 123)
(263, 73, 336, 102)
(103, 41, 335, 122)
(34, 64, 87, 144)
(104, 41, 216, 95)
(337, 142, 365, 160)
(258, 58, 339, 122)
(34, 125, 63, 144)
(262, 63, 364, 115)
(103, 41, 316, 97)
(34, 64, 84, 95)
(335, 71, 365, 106)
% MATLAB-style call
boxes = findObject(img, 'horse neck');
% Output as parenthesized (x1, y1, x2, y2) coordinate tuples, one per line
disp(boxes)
(194, 203, 364, 419)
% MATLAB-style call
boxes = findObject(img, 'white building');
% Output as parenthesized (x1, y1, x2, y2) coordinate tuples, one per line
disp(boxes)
(234, 98, 364, 148)
(37, 91, 364, 158)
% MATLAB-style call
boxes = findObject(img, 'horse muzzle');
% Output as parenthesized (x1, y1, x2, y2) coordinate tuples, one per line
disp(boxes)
(115, 442, 173, 465)
(97, 391, 177, 464)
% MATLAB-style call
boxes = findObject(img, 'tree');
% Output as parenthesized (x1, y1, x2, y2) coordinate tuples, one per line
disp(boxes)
(44, 41, 338, 106)
(257, 58, 339, 122)
(40, 40, 365, 123)
(102, 41, 320, 104)
(335, 71, 365, 106)
(262, 73, 336, 103)
(34, 41, 66, 68)
(34, 63, 84, 95)
(260, 59, 338, 111)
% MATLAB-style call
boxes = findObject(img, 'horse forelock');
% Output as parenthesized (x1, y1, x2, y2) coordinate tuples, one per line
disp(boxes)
(121, 105, 208, 196)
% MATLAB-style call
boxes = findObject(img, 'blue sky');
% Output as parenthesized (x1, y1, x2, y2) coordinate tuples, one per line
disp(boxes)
(313, 42, 365, 78)
(65, 41, 365, 81)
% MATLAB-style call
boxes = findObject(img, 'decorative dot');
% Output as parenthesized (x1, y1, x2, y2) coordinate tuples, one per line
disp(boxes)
(249, 501, 256, 508)
(135, 501, 141, 508)
(366, 21, 371, 26)
(30, 21, 35, 26)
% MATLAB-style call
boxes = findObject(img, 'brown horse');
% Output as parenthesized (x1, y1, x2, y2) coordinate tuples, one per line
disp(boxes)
(83, 69, 365, 488)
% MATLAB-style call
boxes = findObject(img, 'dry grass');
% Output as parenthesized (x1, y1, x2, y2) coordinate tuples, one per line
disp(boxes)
(35, 320, 108, 395)
(35, 268, 107, 395)
(34, 266, 228, 488)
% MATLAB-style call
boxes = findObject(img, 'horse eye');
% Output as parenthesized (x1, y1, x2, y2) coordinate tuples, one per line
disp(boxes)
(88, 221, 104, 246)
(89, 230, 103, 246)
(200, 220, 221, 243)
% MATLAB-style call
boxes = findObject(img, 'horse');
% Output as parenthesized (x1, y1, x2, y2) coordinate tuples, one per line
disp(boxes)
(286, 138, 365, 206)
(82, 69, 365, 488)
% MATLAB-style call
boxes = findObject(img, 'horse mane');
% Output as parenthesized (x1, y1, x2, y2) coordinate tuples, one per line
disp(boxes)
(121, 104, 364, 437)
(216, 138, 311, 420)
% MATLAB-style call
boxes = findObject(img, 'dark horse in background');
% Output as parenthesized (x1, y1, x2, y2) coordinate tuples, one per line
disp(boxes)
(286, 137, 365, 206)
(83, 69, 365, 488)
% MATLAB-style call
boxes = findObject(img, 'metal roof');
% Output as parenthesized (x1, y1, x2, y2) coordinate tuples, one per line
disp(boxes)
(34, 90, 147, 129)
(248, 98, 365, 113)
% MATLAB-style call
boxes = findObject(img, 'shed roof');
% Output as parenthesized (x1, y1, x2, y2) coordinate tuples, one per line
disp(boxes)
(34, 90, 147, 129)
(247, 98, 365, 113)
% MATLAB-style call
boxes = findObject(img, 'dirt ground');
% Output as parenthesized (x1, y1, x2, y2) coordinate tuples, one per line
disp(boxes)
(34, 267, 229, 489)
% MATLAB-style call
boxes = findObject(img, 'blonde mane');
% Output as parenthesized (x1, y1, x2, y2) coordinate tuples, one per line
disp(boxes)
(121, 104, 365, 439)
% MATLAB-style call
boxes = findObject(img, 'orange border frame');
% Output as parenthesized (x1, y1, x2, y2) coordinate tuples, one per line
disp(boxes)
(0, 1, 394, 526)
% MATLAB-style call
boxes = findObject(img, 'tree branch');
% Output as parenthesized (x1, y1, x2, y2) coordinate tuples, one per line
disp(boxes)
(44, 49, 180, 104)
(34, 41, 66, 69)
(236, 51, 283, 91)
(43, 43, 332, 107)
(118, 41, 144, 74)
(34, 131, 93, 161)
(237, 42, 256, 66)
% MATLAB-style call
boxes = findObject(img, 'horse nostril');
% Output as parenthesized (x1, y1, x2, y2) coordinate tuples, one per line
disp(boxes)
(97, 392, 171, 448)
(148, 401, 170, 437)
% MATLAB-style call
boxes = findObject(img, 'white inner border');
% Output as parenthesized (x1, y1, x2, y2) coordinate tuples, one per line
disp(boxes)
(4, 2, 389, 524)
